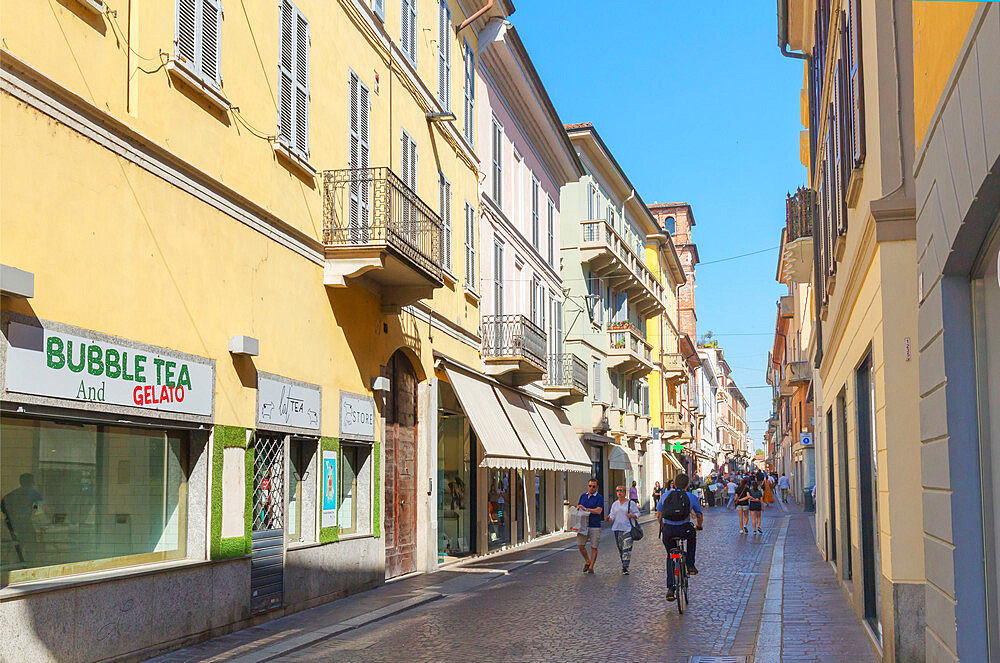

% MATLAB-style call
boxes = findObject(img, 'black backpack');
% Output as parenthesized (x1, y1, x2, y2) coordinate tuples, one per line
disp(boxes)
(660, 490, 691, 522)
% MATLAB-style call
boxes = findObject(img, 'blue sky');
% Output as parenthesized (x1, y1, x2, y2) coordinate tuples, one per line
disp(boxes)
(513, 1, 805, 448)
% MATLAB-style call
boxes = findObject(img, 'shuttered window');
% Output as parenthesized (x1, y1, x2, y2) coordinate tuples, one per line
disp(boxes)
(546, 198, 555, 267)
(465, 202, 476, 292)
(401, 129, 418, 241)
(372, 0, 385, 20)
(530, 275, 540, 326)
(278, 0, 309, 159)
(846, 0, 865, 168)
(175, 0, 223, 88)
(494, 240, 504, 317)
(531, 177, 540, 251)
(439, 173, 453, 272)
(592, 361, 600, 400)
(349, 71, 371, 243)
(438, 0, 451, 109)
(463, 40, 475, 145)
(491, 117, 503, 207)
(401, 0, 417, 62)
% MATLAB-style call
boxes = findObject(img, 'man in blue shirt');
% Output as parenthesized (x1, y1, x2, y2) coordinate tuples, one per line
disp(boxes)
(656, 473, 704, 601)
(576, 478, 604, 573)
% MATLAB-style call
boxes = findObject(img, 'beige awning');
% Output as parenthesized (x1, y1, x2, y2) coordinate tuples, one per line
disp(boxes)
(495, 387, 563, 471)
(443, 367, 530, 470)
(536, 403, 592, 473)
(664, 452, 686, 472)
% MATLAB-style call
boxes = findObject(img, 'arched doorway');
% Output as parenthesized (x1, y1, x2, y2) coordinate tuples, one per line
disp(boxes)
(384, 350, 418, 578)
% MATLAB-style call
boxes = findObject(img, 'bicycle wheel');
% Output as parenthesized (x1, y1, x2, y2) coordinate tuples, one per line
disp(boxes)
(676, 561, 686, 614)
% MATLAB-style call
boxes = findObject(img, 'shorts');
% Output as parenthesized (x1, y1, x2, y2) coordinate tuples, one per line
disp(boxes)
(749, 505, 762, 512)
(577, 527, 601, 549)
(736, 505, 749, 511)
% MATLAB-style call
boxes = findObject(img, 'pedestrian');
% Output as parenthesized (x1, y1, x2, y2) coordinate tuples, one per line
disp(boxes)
(762, 474, 775, 508)
(735, 479, 751, 534)
(607, 485, 640, 574)
(652, 481, 663, 508)
(748, 481, 763, 533)
(576, 479, 604, 573)
(726, 476, 737, 509)
(778, 473, 791, 503)
(629, 480, 639, 508)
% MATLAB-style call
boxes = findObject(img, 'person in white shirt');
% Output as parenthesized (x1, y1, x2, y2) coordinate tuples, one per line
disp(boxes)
(726, 479, 738, 509)
(606, 485, 641, 574)
(778, 474, 791, 503)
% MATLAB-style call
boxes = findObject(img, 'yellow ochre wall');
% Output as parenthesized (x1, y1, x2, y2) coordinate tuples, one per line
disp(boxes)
(912, 1, 980, 148)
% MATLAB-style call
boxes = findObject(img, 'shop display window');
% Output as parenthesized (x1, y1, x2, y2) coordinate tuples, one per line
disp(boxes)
(1, 416, 187, 586)
(338, 444, 371, 535)
(437, 413, 473, 560)
(287, 440, 304, 542)
(487, 468, 510, 550)
(535, 472, 547, 536)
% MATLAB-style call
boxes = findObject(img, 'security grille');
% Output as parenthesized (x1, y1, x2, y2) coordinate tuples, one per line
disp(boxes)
(252, 435, 285, 531)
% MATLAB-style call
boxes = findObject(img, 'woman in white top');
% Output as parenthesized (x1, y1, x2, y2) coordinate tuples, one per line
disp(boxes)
(606, 485, 641, 574)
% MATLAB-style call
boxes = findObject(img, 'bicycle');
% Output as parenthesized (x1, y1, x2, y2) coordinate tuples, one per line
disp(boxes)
(667, 538, 690, 614)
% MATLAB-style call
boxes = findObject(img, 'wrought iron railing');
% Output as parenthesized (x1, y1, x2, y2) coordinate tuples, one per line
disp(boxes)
(481, 315, 547, 370)
(322, 167, 444, 280)
(785, 186, 815, 241)
(545, 353, 588, 392)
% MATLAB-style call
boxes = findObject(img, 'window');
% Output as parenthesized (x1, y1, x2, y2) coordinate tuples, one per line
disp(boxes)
(531, 177, 540, 251)
(547, 198, 555, 266)
(277, 0, 310, 160)
(588, 183, 597, 219)
(530, 275, 540, 326)
(491, 118, 503, 207)
(1, 417, 187, 586)
(400, 129, 417, 238)
(493, 239, 504, 317)
(462, 40, 474, 145)
(175, 0, 222, 88)
(401, 0, 417, 62)
(338, 444, 371, 535)
(439, 173, 453, 272)
(349, 71, 371, 242)
(438, 0, 451, 109)
(287, 439, 312, 542)
(371, 0, 385, 20)
(663, 216, 676, 234)
(593, 360, 601, 400)
(464, 201, 476, 291)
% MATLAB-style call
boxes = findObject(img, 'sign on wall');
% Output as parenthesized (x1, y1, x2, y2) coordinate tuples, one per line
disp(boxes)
(322, 450, 337, 528)
(3, 320, 214, 416)
(257, 373, 321, 433)
(800, 432, 813, 446)
(339, 391, 375, 441)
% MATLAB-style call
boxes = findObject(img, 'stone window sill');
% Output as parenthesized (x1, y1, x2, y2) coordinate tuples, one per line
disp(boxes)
(76, 0, 104, 14)
(166, 59, 230, 114)
(273, 141, 317, 178)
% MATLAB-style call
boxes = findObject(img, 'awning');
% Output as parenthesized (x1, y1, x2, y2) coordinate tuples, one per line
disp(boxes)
(495, 387, 563, 471)
(664, 452, 685, 472)
(443, 367, 530, 470)
(608, 444, 631, 471)
(536, 404, 592, 473)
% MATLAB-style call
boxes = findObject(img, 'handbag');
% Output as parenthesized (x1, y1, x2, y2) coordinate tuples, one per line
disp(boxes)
(628, 502, 643, 541)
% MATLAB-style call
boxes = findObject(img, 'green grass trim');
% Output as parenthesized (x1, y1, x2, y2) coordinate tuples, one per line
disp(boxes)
(372, 441, 381, 538)
(211, 426, 251, 559)
(320, 437, 340, 544)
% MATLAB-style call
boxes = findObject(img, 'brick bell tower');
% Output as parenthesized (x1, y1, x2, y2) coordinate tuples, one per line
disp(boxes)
(647, 202, 698, 341)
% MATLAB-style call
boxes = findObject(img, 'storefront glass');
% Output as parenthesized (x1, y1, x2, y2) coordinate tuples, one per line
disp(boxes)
(1, 416, 187, 586)
(339, 444, 370, 535)
(287, 440, 304, 542)
(535, 471, 547, 535)
(487, 468, 510, 550)
(438, 413, 473, 560)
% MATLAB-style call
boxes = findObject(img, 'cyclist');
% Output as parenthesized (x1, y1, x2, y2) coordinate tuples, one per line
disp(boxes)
(656, 473, 704, 602)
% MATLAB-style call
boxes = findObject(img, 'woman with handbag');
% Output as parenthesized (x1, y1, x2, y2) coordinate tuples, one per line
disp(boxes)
(607, 485, 642, 574)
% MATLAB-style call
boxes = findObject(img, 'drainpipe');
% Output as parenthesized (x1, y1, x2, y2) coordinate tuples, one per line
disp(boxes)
(458, 0, 493, 32)
(777, 0, 809, 60)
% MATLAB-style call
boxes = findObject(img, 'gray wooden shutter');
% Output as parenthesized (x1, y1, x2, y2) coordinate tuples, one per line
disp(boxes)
(463, 41, 474, 143)
(465, 202, 475, 290)
(848, 0, 865, 168)
(547, 198, 554, 266)
(200, 0, 222, 84)
(402, 0, 416, 61)
(439, 175, 452, 272)
(349, 72, 371, 243)
(294, 10, 309, 156)
(278, 0, 294, 145)
(176, 0, 198, 66)
(438, 1, 451, 109)
(372, 0, 384, 20)
(531, 177, 539, 250)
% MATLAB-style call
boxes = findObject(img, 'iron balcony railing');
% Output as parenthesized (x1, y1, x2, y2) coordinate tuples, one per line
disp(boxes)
(785, 186, 815, 242)
(322, 167, 444, 280)
(481, 315, 547, 371)
(545, 353, 588, 392)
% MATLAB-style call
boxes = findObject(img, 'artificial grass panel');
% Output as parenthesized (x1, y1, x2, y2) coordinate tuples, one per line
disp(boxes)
(211, 425, 251, 559)
(319, 436, 339, 544)
(372, 440, 381, 538)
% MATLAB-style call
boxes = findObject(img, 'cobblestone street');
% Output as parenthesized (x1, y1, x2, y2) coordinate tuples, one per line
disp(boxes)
(156, 503, 877, 663)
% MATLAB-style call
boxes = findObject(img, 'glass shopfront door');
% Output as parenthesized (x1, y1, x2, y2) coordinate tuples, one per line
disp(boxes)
(487, 469, 510, 550)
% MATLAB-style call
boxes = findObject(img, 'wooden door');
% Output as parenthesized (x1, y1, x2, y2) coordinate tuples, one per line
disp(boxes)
(384, 350, 418, 578)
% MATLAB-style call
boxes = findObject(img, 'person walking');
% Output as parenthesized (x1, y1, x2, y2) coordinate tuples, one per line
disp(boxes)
(748, 481, 763, 533)
(607, 485, 641, 574)
(762, 473, 775, 508)
(628, 480, 640, 509)
(576, 479, 604, 573)
(735, 479, 751, 534)
(652, 481, 663, 509)
(725, 477, 738, 509)
(778, 473, 791, 503)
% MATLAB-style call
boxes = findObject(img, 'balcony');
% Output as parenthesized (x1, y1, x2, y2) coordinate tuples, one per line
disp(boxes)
(661, 411, 686, 437)
(781, 187, 815, 284)
(779, 295, 795, 318)
(591, 402, 609, 432)
(662, 353, 688, 384)
(579, 219, 664, 316)
(322, 167, 444, 313)
(606, 324, 654, 376)
(637, 415, 651, 439)
(608, 407, 626, 436)
(481, 315, 547, 385)
(783, 360, 811, 389)
(542, 353, 588, 405)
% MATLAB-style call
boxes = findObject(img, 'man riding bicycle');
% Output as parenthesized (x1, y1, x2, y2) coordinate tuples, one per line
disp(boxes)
(656, 473, 704, 602)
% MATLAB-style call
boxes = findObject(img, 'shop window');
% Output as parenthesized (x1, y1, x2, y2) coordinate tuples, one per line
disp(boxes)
(287, 438, 316, 543)
(1, 417, 187, 586)
(535, 472, 547, 536)
(487, 468, 510, 550)
(338, 444, 372, 535)
(438, 409, 474, 560)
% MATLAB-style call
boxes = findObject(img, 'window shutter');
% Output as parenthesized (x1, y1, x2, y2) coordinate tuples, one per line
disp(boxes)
(200, 0, 222, 84)
(848, 0, 865, 167)
(531, 177, 539, 250)
(278, 0, 294, 145)
(440, 176, 452, 272)
(547, 199, 554, 266)
(438, 0, 451, 109)
(463, 41, 474, 144)
(349, 72, 371, 243)
(372, 0, 384, 20)
(402, 0, 417, 61)
(294, 11, 309, 156)
(176, 0, 198, 66)
(494, 241, 504, 317)
(465, 202, 476, 291)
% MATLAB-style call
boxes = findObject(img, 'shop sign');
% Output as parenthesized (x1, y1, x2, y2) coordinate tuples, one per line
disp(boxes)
(322, 450, 337, 527)
(257, 373, 321, 432)
(4, 320, 213, 416)
(800, 432, 813, 446)
(339, 391, 375, 441)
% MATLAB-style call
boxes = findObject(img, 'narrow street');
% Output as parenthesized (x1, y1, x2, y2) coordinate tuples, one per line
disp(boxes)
(153, 504, 876, 663)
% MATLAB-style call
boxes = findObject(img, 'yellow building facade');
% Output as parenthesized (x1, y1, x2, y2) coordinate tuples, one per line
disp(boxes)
(0, 0, 502, 660)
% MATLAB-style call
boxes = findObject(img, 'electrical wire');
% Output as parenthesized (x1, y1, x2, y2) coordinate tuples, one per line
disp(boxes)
(698, 245, 780, 266)
(230, 107, 275, 141)
(104, 4, 165, 63)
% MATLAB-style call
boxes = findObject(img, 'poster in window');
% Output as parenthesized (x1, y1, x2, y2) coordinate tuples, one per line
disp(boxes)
(322, 450, 337, 527)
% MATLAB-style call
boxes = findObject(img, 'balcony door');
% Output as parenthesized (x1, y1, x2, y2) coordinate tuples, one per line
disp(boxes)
(492, 240, 504, 354)
(349, 72, 371, 243)
(400, 130, 418, 242)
